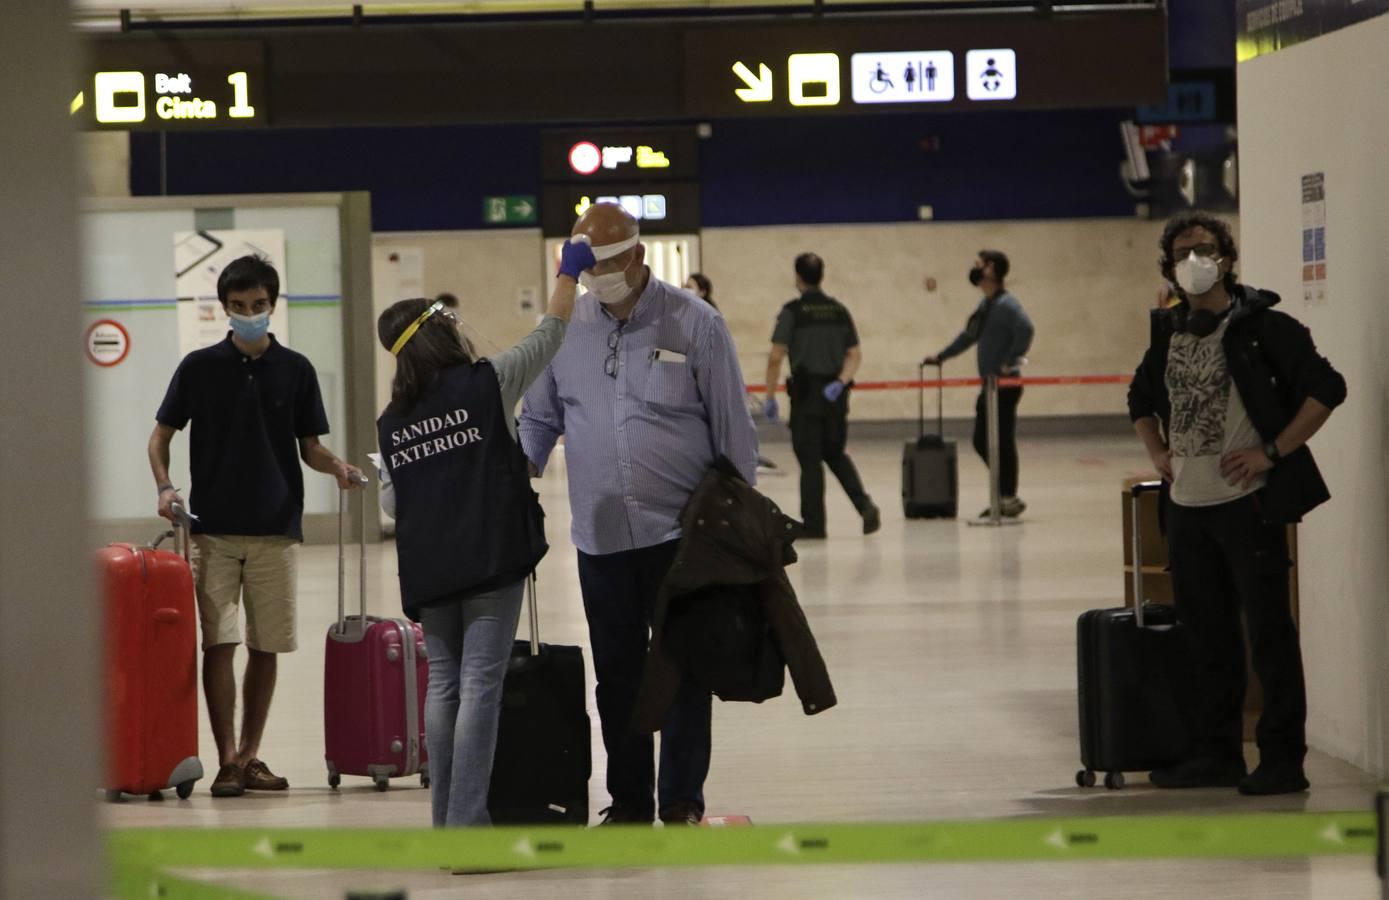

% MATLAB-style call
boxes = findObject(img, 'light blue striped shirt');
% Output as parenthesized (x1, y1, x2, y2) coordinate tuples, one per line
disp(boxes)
(519, 275, 759, 556)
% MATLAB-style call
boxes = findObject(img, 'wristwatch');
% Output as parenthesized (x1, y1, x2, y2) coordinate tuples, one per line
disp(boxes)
(1262, 441, 1282, 464)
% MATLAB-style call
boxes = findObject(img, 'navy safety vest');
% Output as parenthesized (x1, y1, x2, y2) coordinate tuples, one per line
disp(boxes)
(377, 361, 547, 618)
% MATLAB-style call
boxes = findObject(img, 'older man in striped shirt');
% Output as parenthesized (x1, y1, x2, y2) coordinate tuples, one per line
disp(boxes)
(520, 203, 759, 827)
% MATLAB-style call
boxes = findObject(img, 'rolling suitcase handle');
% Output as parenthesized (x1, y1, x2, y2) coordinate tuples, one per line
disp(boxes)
(151, 502, 194, 562)
(917, 361, 945, 442)
(1129, 480, 1164, 629)
(335, 473, 371, 637)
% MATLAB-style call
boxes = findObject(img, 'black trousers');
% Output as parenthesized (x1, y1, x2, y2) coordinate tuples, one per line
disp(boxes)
(1166, 495, 1306, 764)
(790, 404, 870, 535)
(972, 385, 1022, 497)
(576, 541, 712, 819)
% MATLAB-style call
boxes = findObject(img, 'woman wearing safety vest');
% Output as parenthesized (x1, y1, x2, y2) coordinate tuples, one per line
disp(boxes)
(376, 237, 594, 827)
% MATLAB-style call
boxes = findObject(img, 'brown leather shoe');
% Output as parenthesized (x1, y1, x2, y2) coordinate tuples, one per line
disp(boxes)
(242, 759, 289, 791)
(210, 763, 246, 797)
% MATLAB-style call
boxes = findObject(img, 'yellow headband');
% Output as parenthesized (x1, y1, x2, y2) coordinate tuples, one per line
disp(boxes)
(390, 300, 445, 356)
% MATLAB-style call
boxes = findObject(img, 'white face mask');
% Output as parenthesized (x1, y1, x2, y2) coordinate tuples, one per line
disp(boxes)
(1173, 252, 1222, 296)
(580, 259, 636, 306)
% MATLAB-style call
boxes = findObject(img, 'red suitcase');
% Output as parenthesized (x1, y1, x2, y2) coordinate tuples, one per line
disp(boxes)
(324, 483, 429, 791)
(99, 513, 203, 800)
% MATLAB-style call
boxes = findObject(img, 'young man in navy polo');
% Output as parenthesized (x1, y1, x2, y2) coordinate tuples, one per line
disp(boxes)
(148, 255, 363, 797)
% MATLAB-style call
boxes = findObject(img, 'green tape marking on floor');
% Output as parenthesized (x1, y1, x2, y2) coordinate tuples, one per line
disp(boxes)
(109, 812, 1377, 879)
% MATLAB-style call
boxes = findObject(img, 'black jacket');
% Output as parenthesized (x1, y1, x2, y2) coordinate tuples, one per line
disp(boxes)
(1127, 285, 1346, 523)
(632, 459, 837, 731)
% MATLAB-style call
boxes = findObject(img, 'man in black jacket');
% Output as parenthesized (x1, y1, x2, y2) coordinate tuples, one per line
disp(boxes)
(1128, 212, 1345, 796)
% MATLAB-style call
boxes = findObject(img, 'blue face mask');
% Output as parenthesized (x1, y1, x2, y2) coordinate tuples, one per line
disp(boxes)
(229, 311, 271, 342)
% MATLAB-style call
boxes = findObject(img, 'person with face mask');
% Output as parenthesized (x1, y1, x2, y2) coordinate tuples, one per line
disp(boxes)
(519, 203, 759, 827)
(923, 249, 1034, 518)
(764, 253, 880, 538)
(148, 254, 365, 798)
(1128, 212, 1345, 796)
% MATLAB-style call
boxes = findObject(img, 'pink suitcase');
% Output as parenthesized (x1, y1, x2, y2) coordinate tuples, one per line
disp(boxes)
(324, 483, 429, 791)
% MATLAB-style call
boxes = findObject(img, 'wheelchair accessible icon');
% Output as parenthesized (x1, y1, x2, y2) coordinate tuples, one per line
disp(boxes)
(852, 52, 955, 105)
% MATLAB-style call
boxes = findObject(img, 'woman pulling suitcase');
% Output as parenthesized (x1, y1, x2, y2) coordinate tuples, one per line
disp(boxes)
(375, 237, 592, 826)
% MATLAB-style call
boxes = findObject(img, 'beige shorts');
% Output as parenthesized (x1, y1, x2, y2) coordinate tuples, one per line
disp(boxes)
(192, 535, 299, 653)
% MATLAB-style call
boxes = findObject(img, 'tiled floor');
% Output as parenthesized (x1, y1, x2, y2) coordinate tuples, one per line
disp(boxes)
(104, 435, 1383, 897)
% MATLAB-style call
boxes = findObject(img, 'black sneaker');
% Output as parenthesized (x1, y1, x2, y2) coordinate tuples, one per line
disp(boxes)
(1238, 761, 1309, 796)
(659, 802, 703, 826)
(861, 502, 881, 536)
(1150, 757, 1247, 789)
(597, 805, 654, 826)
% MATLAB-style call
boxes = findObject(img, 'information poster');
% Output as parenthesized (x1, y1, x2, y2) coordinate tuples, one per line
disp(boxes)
(1300, 173, 1327, 306)
(174, 229, 288, 355)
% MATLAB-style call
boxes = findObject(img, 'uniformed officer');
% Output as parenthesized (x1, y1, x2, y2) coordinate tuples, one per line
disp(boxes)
(764, 253, 880, 539)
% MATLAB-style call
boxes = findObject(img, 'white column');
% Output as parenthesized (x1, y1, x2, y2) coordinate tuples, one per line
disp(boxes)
(0, 2, 100, 897)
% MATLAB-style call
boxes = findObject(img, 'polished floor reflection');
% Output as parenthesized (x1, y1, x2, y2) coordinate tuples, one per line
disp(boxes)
(104, 435, 1381, 897)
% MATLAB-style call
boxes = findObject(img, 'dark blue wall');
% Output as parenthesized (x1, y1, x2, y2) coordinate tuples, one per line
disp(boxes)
(132, 108, 1138, 231)
(700, 110, 1135, 226)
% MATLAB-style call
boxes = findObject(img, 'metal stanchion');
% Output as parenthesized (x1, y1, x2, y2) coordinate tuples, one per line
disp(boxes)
(969, 374, 1021, 528)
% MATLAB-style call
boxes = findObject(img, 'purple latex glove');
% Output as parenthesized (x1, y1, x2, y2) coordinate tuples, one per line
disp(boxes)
(763, 397, 780, 424)
(823, 380, 845, 402)
(558, 236, 597, 280)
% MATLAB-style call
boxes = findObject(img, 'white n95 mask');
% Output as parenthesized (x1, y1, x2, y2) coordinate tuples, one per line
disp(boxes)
(1174, 252, 1222, 296)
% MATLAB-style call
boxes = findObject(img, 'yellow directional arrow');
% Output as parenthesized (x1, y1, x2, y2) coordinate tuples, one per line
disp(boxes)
(70, 91, 84, 115)
(732, 61, 773, 103)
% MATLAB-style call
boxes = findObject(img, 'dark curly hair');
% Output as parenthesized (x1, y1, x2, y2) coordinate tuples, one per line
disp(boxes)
(1159, 212, 1239, 295)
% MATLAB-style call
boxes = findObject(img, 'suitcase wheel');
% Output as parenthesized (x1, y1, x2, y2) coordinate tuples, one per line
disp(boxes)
(420, 773, 430, 789)
(147, 790, 165, 802)
(1103, 772, 1126, 791)
(328, 772, 341, 790)
(1075, 769, 1096, 789)
(176, 780, 195, 800)
(374, 777, 390, 792)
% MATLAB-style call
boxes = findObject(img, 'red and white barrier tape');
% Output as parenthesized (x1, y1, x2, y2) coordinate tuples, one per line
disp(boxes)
(747, 374, 1133, 394)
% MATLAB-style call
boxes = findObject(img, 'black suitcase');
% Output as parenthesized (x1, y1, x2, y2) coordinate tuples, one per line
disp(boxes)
(902, 362, 958, 518)
(488, 577, 592, 824)
(1075, 481, 1192, 790)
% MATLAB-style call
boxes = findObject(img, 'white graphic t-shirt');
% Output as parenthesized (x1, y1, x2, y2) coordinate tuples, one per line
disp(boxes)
(1165, 314, 1267, 507)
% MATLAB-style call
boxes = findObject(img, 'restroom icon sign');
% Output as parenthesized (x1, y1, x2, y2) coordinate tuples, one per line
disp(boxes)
(851, 52, 955, 104)
(966, 49, 1017, 101)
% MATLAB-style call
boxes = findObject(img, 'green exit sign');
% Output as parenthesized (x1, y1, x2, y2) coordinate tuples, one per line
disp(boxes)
(483, 195, 538, 226)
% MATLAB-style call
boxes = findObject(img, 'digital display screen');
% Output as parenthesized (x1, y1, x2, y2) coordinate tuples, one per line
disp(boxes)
(78, 42, 267, 130)
(541, 128, 700, 182)
(685, 12, 1165, 116)
(541, 182, 701, 237)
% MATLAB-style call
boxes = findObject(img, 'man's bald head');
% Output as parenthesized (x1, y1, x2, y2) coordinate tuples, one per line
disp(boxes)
(573, 202, 639, 248)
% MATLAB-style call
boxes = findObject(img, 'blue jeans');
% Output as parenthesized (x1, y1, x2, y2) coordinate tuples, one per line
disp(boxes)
(419, 580, 524, 827)
(577, 541, 712, 821)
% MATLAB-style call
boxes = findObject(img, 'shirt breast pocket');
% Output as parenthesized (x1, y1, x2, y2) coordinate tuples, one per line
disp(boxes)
(643, 360, 699, 410)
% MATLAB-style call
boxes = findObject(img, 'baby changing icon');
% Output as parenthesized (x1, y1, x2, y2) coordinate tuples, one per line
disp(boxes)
(966, 49, 1017, 101)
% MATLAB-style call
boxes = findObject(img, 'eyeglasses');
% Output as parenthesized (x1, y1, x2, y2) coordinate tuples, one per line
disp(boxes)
(1173, 242, 1221, 260)
(604, 323, 624, 378)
